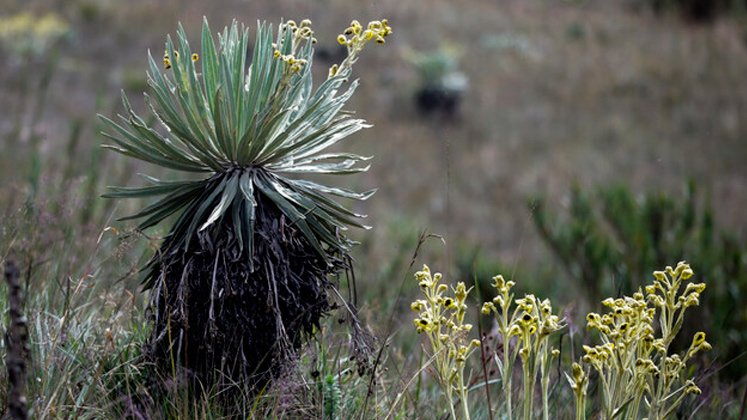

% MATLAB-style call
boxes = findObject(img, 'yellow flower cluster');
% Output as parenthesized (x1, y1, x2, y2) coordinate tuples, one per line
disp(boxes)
(329, 19, 392, 78)
(482, 275, 564, 420)
(337, 19, 392, 47)
(272, 19, 315, 74)
(573, 261, 710, 419)
(411, 265, 478, 419)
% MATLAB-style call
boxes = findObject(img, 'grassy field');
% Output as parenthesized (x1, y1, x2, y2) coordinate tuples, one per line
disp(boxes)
(1, 0, 746, 418)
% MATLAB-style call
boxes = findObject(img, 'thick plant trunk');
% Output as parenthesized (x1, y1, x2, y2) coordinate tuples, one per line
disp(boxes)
(145, 193, 342, 393)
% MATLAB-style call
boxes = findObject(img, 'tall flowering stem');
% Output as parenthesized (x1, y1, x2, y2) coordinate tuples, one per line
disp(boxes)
(575, 261, 710, 419)
(411, 265, 480, 420)
(481, 276, 564, 420)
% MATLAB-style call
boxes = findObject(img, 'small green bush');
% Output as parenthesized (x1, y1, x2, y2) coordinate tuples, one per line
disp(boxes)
(531, 181, 747, 379)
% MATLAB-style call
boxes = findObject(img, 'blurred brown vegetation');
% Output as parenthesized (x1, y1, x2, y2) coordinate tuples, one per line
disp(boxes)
(3, 0, 746, 276)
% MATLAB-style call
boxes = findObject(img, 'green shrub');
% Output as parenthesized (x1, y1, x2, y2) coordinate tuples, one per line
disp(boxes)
(531, 181, 747, 379)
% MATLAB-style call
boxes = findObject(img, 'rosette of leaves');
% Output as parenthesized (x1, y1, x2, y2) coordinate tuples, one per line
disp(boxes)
(99, 18, 379, 391)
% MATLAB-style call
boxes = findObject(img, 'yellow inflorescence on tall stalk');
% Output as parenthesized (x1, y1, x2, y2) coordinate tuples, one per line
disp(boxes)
(411, 265, 480, 420)
(569, 261, 710, 419)
(408, 260, 710, 420)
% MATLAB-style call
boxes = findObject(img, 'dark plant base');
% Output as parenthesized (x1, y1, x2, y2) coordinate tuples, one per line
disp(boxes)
(415, 85, 462, 119)
(143, 193, 344, 396)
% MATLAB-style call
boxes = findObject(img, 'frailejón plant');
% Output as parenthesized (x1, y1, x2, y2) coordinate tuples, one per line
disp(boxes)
(99, 17, 392, 390)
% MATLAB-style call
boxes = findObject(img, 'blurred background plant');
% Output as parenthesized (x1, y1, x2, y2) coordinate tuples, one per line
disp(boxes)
(530, 181, 747, 382)
(0, 11, 70, 59)
(403, 45, 468, 118)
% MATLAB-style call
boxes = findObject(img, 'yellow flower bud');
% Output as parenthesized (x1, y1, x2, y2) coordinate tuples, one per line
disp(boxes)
(481, 302, 494, 315)
(337, 34, 347, 45)
(191, 53, 199, 62)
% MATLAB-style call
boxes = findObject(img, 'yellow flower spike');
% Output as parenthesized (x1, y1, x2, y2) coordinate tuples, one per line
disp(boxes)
(191, 53, 199, 62)
(362, 29, 374, 40)
(653, 271, 667, 282)
(328, 64, 338, 78)
(163, 57, 172, 69)
(337, 34, 347, 45)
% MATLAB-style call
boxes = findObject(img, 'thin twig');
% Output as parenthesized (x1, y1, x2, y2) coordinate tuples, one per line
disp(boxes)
(360, 231, 444, 419)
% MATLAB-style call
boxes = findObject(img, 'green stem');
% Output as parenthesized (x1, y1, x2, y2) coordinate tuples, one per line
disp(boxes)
(575, 392, 586, 420)
(522, 357, 535, 420)
(459, 372, 471, 420)
(505, 349, 513, 420)
(447, 385, 457, 420)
